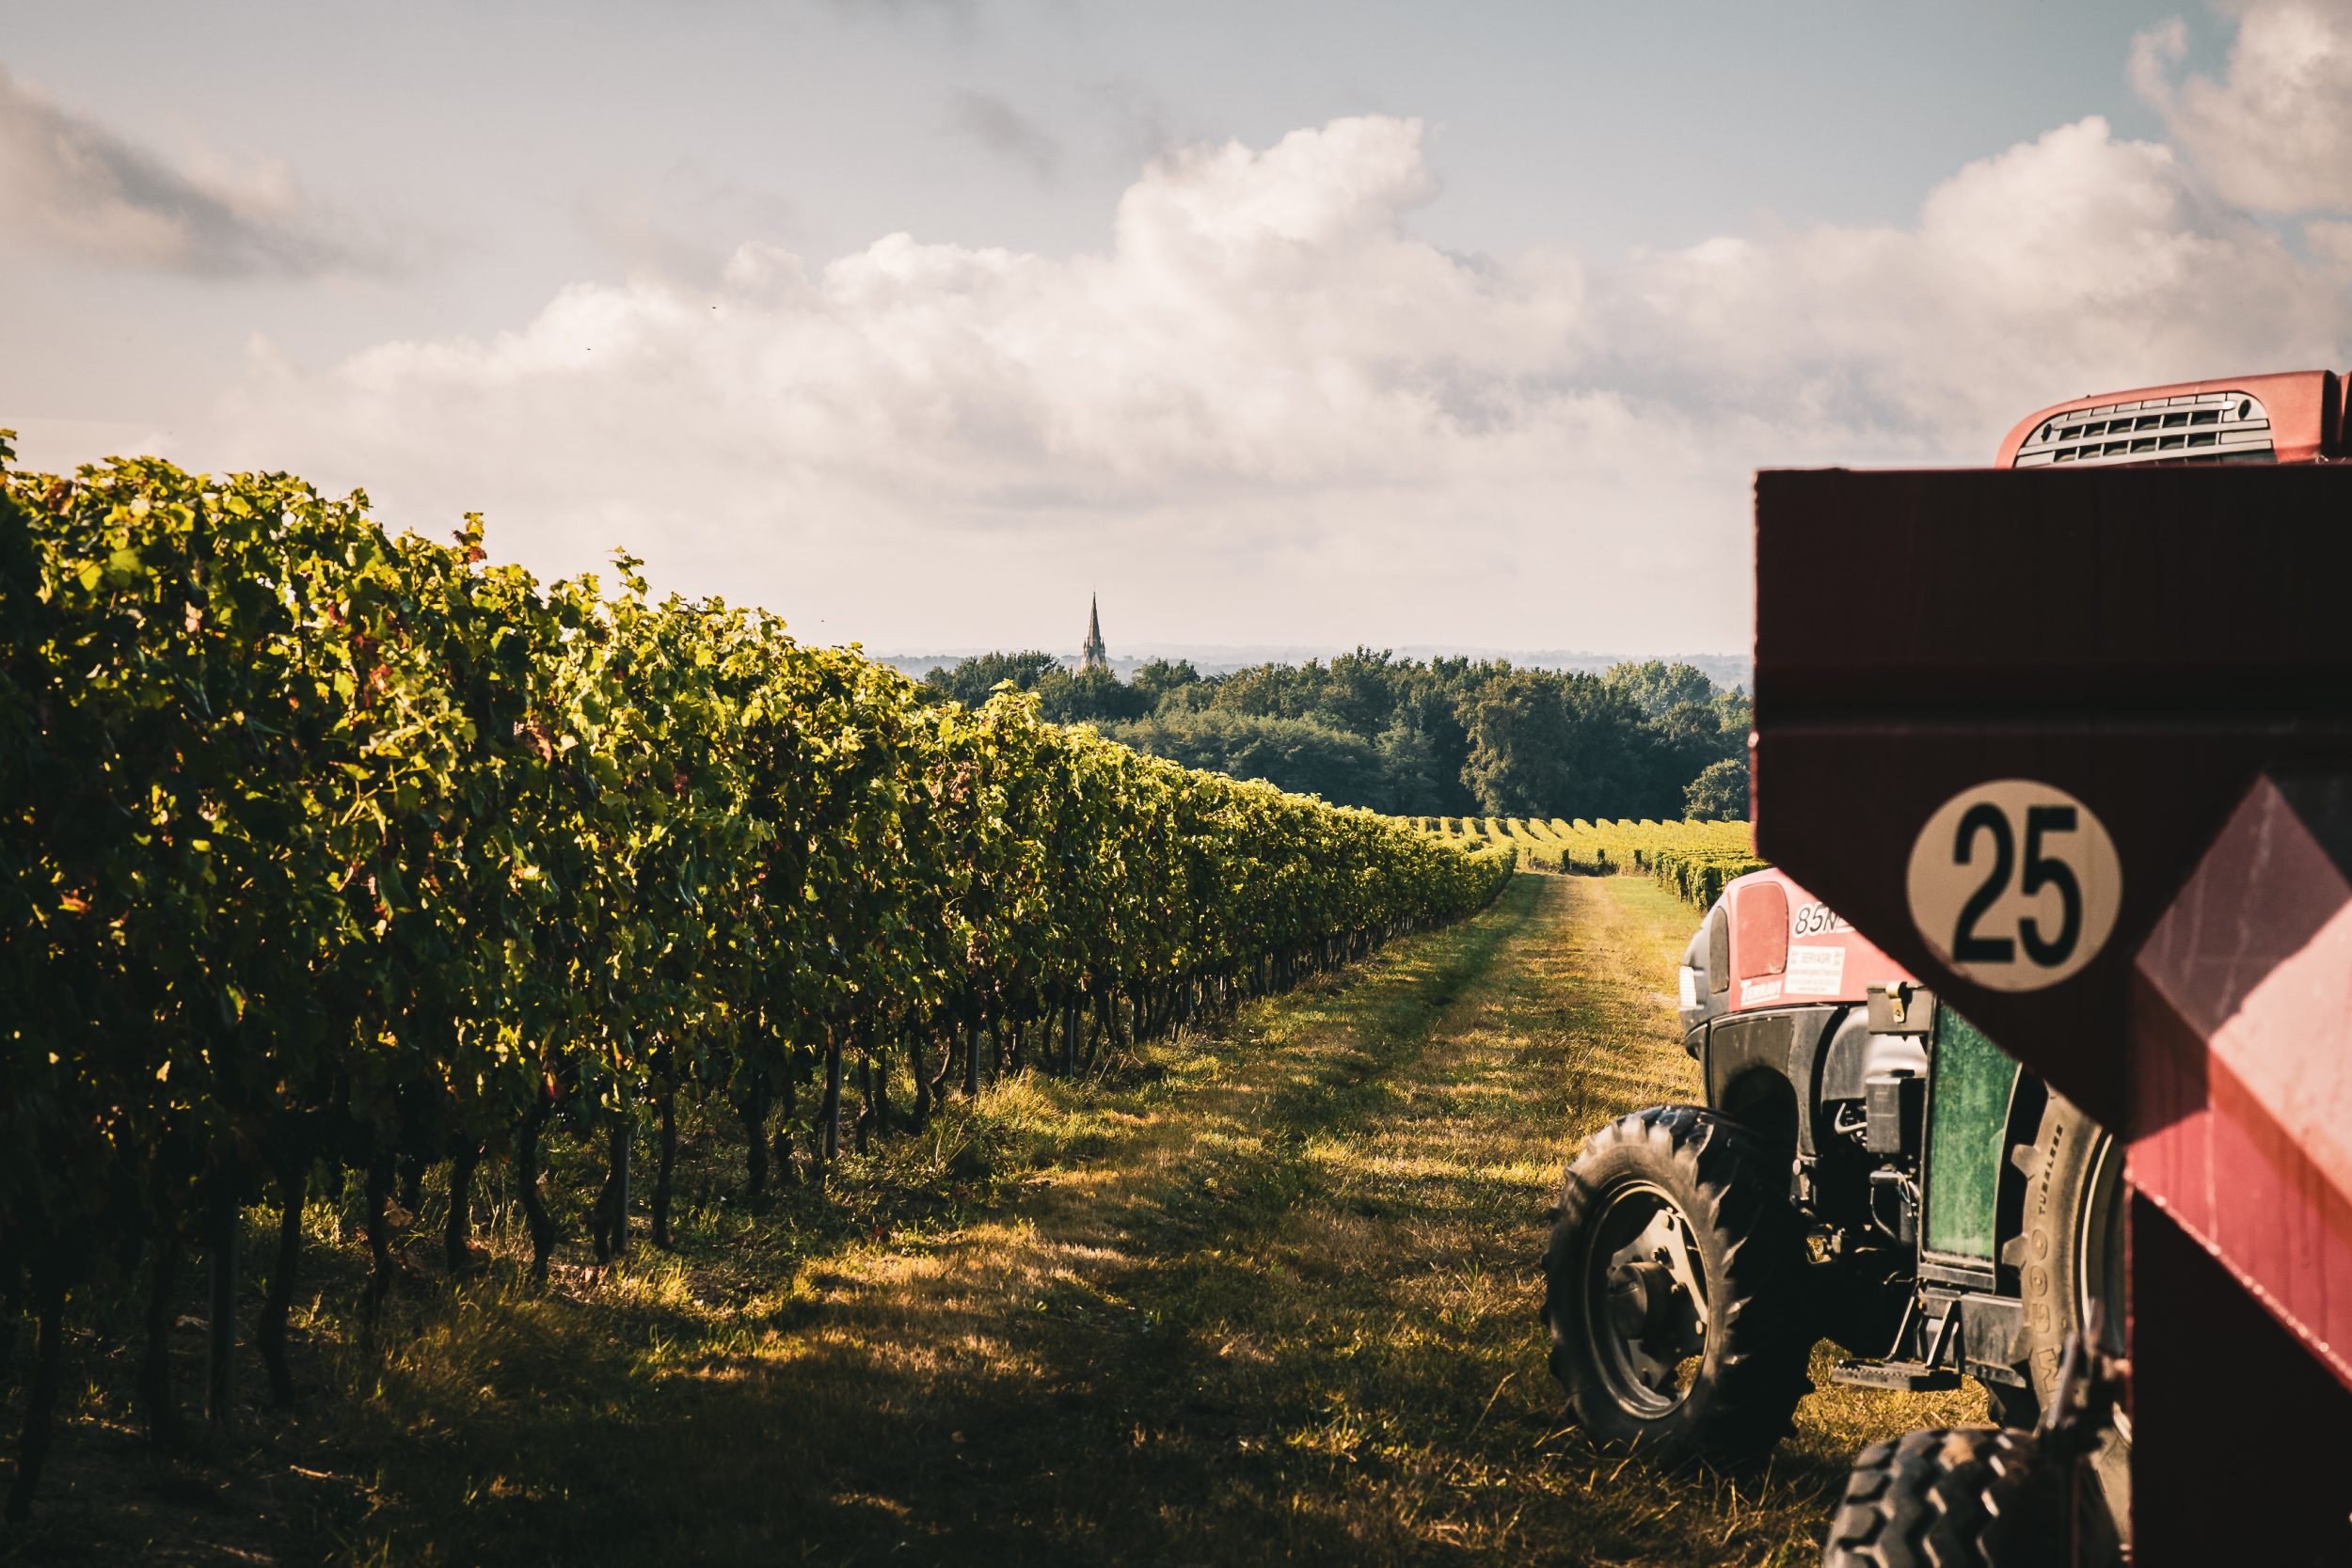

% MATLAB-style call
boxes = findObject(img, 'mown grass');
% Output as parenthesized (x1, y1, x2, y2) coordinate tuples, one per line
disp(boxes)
(4, 873, 1974, 1567)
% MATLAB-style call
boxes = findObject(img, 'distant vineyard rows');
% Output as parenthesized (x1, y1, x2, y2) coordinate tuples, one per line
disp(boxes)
(0, 443, 1516, 1516)
(1406, 816, 1765, 909)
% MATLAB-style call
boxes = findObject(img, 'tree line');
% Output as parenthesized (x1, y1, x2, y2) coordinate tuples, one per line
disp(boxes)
(0, 441, 1515, 1519)
(922, 649, 1750, 821)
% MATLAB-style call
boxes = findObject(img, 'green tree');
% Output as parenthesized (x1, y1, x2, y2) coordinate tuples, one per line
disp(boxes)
(1715, 686, 1753, 736)
(1311, 647, 1404, 738)
(1465, 670, 1653, 816)
(1105, 710, 1381, 806)
(1463, 670, 1576, 815)
(1372, 717, 1449, 815)
(928, 647, 1745, 822)
(1390, 673, 1477, 814)
(1629, 698, 1733, 816)
(1206, 661, 1316, 721)
(922, 649, 1061, 705)
(1036, 666, 1152, 724)
(1685, 755, 1750, 820)
(1130, 657, 1200, 707)
(1605, 659, 1717, 719)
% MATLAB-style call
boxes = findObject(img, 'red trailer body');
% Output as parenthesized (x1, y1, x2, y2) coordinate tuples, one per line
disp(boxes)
(1751, 452, 2352, 1561)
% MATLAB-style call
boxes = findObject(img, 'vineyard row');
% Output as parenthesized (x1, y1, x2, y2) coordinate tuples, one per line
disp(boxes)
(1406, 815, 1764, 908)
(0, 445, 1516, 1517)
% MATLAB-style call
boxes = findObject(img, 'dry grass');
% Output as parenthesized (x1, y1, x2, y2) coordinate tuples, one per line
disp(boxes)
(3, 874, 1976, 1567)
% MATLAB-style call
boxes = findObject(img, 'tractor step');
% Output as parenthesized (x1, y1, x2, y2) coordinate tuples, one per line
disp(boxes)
(1831, 1358, 1963, 1392)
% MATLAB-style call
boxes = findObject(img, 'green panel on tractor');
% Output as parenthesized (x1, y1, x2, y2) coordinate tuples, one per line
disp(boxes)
(1923, 1010, 2010, 1261)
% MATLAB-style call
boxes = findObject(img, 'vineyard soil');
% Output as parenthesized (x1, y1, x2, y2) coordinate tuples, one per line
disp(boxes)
(4, 874, 1976, 1567)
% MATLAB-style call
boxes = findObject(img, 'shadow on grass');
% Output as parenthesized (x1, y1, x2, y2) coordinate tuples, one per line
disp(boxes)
(335, 887, 1530, 1567)
(6, 876, 1978, 1567)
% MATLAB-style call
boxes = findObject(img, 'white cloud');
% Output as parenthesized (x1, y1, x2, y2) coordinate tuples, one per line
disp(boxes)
(206, 118, 1666, 647)
(2133, 1, 2352, 214)
(1597, 116, 2345, 445)
(0, 64, 393, 277)
(188, 34, 2352, 653)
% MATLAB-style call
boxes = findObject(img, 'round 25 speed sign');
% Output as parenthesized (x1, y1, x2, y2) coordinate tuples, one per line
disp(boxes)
(1905, 780, 2122, 992)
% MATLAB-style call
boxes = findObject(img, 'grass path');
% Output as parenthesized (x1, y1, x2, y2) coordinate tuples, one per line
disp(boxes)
(340, 873, 1976, 1566)
(13, 873, 1975, 1566)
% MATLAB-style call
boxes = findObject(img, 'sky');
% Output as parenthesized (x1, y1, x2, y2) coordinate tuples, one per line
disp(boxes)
(4, 0, 2349, 657)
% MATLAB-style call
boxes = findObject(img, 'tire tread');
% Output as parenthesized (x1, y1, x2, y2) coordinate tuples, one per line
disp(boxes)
(1541, 1104, 1814, 1465)
(1820, 1426, 2062, 1568)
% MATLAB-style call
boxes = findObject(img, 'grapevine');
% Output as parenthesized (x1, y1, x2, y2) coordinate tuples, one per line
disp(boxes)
(0, 443, 1515, 1514)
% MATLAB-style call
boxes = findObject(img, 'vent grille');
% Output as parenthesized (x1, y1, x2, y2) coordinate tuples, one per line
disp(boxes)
(2011, 390, 2274, 468)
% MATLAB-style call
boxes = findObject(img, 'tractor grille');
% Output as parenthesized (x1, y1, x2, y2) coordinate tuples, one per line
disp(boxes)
(2010, 390, 2274, 468)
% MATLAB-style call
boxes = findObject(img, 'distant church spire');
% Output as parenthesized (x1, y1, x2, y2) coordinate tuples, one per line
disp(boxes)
(1079, 593, 1109, 673)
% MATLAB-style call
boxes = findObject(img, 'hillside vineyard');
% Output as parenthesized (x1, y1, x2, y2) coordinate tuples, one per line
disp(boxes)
(0, 445, 1515, 1514)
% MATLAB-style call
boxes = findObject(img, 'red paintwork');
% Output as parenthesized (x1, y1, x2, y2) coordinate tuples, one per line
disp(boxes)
(1751, 464, 2352, 1133)
(1750, 457, 2352, 1562)
(2127, 776, 2352, 1558)
(2132, 778, 2352, 1394)
(1716, 867, 1916, 1014)
(2131, 1189, 2352, 1558)
(1994, 369, 2344, 466)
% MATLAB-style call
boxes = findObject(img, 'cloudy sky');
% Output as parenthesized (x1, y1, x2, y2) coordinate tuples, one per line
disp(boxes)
(4, 1, 2348, 657)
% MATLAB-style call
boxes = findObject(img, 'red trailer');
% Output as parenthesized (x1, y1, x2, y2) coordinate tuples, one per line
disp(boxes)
(1754, 370, 2352, 1563)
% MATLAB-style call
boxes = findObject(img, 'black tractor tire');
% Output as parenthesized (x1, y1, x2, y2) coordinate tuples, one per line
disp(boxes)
(1540, 1104, 1813, 1466)
(2006, 1089, 2130, 1544)
(1821, 1427, 2064, 1567)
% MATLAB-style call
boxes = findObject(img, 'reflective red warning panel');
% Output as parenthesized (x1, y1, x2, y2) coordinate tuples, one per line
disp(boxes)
(2133, 775, 2352, 1395)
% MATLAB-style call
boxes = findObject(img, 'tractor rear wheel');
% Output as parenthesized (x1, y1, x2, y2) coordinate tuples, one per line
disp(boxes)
(1540, 1105, 1812, 1465)
(2008, 1089, 2130, 1544)
(1820, 1426, 2064, 1567)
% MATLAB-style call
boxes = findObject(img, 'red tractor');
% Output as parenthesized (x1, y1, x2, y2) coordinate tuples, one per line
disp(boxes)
(1543, 865, 2124, 1554)
(1543, 371, 2352, 1566)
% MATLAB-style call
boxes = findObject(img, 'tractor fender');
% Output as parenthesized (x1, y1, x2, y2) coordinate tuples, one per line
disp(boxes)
(1705, 1003, 1850, 1158)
